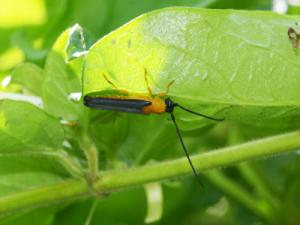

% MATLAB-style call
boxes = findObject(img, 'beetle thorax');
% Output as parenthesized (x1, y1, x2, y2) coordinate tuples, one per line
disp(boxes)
(143, 97, 166, 114)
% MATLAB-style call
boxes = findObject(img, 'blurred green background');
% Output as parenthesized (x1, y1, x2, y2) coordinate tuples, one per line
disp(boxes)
(1, 0, 300, 225)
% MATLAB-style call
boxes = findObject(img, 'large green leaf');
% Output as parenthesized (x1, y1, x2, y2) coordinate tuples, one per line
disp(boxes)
(83, 8, 300, 129)
(90, 112, 179, 166)
(0, 100, 64, 153)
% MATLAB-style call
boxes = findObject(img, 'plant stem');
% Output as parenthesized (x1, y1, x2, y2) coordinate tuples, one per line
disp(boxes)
(95, 130, 300, 191)
(84, 199, 99, 225)
(86, 144, 99, 182)
(0, 130, 300, 217)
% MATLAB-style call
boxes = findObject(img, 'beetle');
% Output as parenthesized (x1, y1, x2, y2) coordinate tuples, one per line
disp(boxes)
(83, 69, 224, 185)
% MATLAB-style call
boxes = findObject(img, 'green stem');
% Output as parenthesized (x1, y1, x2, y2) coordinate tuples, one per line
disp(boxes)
(85, 144, 99, 182)
(0, 130, 300, 217)
(80, 108, 99, 183)
(95, 130, 300, 191)
(84, 199, 99, 225)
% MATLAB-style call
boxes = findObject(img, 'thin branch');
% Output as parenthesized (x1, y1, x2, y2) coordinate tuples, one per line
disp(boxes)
(0, 130, 300, 217)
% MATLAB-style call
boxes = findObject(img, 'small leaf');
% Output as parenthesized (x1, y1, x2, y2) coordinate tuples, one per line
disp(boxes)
(0, 99, 64, 153)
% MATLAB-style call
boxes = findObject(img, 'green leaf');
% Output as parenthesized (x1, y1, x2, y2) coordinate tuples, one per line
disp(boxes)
(0, 100, 64, 153)
(11, 63, 44, 96)
(0, 156, 68, 197)
(0, 98, 73, 220)
(83, 8, 300, 129)
(90, 113, 179, 165)
(42, 28, 84, 121)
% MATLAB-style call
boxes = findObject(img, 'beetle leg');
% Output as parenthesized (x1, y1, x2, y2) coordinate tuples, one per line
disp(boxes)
(157, 79, 175, 97)
(103, 73, 118, 89)
(144, 68, 154, 97)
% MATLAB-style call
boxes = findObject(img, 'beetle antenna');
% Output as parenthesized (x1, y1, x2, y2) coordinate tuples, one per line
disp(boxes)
(170, 112, 203, 187)
(174, 104, 224, 121)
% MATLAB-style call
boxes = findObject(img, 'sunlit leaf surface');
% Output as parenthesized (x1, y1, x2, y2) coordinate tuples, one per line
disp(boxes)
(83, 8, 300, 129)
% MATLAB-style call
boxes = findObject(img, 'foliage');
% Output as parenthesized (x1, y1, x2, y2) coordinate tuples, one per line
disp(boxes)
(0, 1, 300, 225)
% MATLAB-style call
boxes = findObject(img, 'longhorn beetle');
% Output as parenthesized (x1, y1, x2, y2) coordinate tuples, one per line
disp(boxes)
(83, 69, 224, 185)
